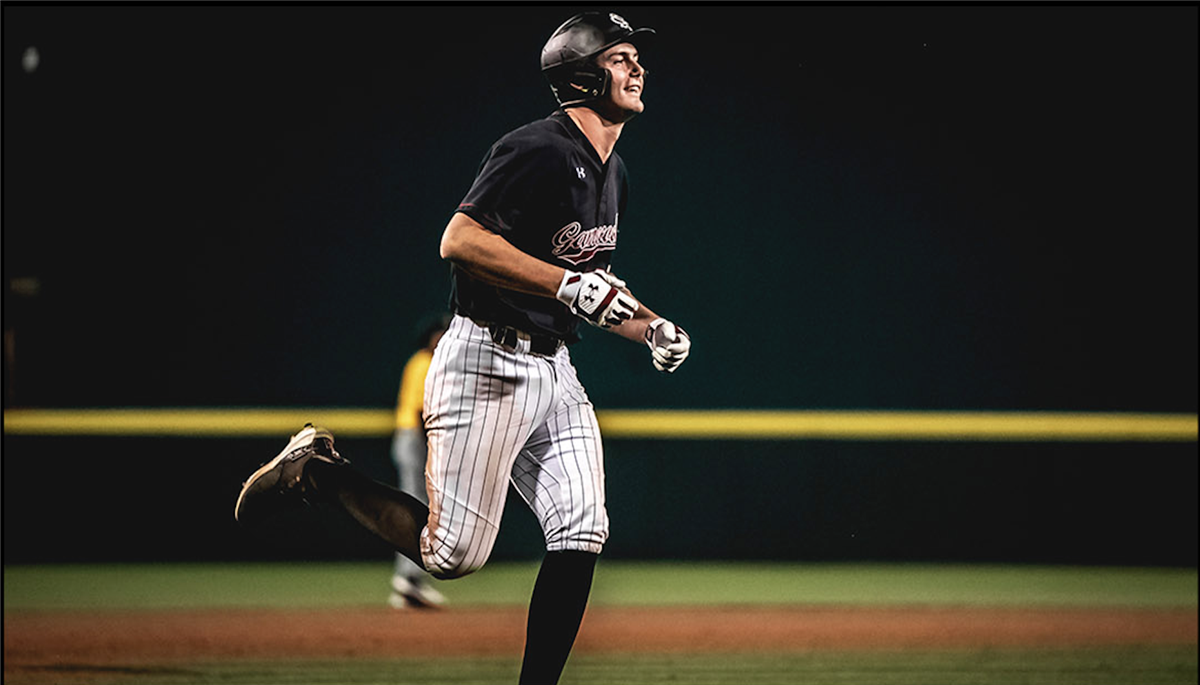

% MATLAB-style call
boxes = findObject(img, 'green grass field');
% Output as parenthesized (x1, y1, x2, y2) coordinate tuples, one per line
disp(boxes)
(590, 562, 1199, 608)
(5, 562, 1197, 685)
(6, 561, 1197, 611)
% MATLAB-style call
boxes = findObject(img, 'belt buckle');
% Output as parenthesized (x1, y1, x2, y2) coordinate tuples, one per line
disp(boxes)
(489, 323, 558, 355)
(489, 325, 519, 349)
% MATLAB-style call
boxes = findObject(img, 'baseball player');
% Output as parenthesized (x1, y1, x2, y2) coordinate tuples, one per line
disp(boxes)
(235, 12, 690, 685)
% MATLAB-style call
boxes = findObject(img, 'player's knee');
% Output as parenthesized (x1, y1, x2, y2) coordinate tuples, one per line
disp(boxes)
(424, 554, 484, 580)
(420, 536, 492, 580)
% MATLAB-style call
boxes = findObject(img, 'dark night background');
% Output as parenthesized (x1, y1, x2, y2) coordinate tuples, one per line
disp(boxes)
(3, 4, 1196, 565)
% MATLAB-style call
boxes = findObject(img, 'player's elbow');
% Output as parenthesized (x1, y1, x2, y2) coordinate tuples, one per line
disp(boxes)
(438, 228, 460, 262)
(439, 213, 480, 263)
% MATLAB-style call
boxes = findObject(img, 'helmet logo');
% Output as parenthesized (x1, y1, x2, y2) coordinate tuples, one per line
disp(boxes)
(609, 13, 632, 31)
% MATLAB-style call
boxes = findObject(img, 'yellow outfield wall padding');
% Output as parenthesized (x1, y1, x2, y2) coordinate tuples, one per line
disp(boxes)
(2, 408, 1196, 442)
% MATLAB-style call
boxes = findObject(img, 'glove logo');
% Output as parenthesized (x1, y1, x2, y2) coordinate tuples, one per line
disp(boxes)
(582, 283, 600, 305)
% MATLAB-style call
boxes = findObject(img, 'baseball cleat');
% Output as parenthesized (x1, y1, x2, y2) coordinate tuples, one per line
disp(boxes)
(234, 423, 350, 525)
(388, 574, 447, 610)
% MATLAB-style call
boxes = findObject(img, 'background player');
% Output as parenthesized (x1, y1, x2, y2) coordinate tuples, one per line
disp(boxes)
(235, 12, 690, 684)
(388, 313, 450, 609)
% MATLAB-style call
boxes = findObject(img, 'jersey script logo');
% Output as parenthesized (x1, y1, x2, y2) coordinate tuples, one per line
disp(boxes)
(552, 218, 618, 265)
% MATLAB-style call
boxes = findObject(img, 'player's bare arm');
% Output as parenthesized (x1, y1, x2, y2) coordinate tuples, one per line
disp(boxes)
(440, 212, 565, 297)
(605, 286, 692, 373)
(564, 265, 689, 372)
(607, 306, 657, 342)
(442, 212, 643, 330)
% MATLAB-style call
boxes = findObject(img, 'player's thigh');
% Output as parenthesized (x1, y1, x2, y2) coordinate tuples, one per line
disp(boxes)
(422, 318, 558, 575)
(512, 383, 608, 554)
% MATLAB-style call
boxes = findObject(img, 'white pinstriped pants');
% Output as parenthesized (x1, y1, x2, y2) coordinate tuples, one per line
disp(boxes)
(419, 315, 608, 579)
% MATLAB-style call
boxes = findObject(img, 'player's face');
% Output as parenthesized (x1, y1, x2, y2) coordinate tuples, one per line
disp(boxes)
(597, 43, 646, 120)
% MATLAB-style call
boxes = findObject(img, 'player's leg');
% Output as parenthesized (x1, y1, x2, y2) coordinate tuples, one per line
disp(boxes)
(305, 315, 553, 577)
(305, 458, 430, 566)
(419, 315, 559, 579)
(236, 316, 559, 580)
(519, 549, 599, 685)
(234, 425, 429, 569)
(511, 348, 608, 685)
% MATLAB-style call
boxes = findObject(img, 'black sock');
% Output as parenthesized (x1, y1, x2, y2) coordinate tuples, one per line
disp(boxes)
(305, 460, 429, 569)
(519, 550, 599, 685)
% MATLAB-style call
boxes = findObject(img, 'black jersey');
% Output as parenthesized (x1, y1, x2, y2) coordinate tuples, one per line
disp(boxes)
(451, 110, 629, 343)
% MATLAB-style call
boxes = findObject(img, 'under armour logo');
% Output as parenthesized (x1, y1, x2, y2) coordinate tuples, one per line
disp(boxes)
(582, 283, 600, 303)
(576, 166, 586, 180)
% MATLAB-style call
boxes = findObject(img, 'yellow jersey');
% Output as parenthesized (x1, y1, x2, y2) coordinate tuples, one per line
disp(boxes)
(395, 348, 434, 430)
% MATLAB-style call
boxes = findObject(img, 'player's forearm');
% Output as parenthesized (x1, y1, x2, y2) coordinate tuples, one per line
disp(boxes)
(608, 303, 658, 343)
(440, 213, 564, 298)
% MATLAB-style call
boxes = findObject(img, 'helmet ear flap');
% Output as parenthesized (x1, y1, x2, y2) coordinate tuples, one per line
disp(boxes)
(548, 65, 610, 107)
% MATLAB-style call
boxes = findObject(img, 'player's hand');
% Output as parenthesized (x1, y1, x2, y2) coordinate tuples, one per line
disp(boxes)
(557, 269, 639, 328)
(644, 318, 690, 373)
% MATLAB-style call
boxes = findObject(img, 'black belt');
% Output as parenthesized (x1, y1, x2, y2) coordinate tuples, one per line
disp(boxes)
(487, 324, 563, 356)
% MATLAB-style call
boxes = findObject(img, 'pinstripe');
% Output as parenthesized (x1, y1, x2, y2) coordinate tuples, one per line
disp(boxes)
(462, 324, 504, 573)
(460, 336, 492, 569)
(421, 316, 608, 578)
(509, 346, 607, 552)
(469, 347, 519, 571)
(551, 405, 580, 548)
(563, 350, 606, 548)
(421, 319, 453, 570)
(466, 346, 522, 571)
(426, 317, 483, 572)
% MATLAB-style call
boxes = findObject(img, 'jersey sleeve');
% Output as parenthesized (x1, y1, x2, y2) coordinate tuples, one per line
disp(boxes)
(456, 136, 560, 235)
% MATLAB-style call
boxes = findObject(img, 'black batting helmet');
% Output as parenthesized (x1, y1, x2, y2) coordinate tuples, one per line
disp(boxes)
(540, 12, 655, 108)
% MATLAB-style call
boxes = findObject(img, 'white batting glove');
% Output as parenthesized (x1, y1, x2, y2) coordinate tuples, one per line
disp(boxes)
(593, 267, 627, 291)
(556, 269, 639, 328)
(644, 318, 691, 373)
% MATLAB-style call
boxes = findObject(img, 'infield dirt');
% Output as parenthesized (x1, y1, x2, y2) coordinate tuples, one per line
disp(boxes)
(4, 604, 1196, 683)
